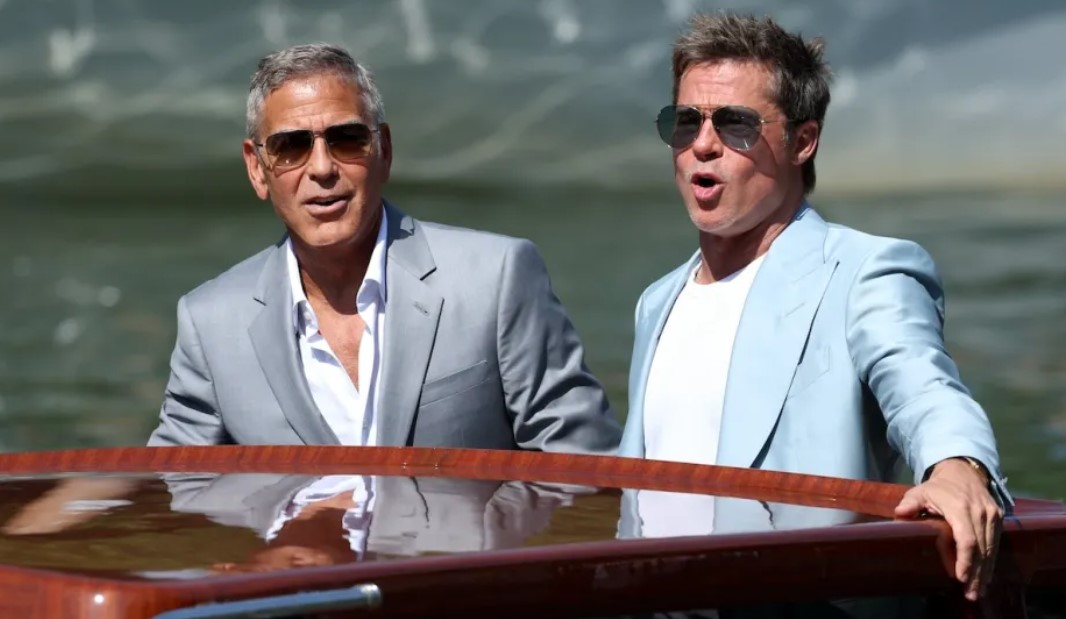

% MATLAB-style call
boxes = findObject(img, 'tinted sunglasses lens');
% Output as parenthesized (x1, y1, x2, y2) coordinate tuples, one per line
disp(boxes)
(712, 106, 762, 151)
(264, 130, 313, 168)
(325, 123, 374, 161)
(657, 106, 702, 148)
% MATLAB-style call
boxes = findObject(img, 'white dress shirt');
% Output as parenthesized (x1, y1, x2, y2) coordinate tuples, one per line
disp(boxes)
(265, 475, 376, 557)
(285, 207, 388, 446)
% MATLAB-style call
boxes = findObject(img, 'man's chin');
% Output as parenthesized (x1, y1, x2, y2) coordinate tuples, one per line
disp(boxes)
(290, 225, 361, 252)
(690, 212, 755, 241)
(686, 205, 728, 235)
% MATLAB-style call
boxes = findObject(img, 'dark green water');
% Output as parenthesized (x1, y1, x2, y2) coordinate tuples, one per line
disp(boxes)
(2, 179, 1064, 498)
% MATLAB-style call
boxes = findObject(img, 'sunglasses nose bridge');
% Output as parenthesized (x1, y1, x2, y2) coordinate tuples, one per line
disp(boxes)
(305, 132, 339, 174)
(689, 109, 726, 155)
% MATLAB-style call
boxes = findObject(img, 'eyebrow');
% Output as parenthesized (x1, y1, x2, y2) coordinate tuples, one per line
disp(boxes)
(265, 119, 366, 135)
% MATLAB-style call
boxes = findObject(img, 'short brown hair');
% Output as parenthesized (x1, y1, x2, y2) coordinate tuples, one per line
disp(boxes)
(673, 13, 831, 193)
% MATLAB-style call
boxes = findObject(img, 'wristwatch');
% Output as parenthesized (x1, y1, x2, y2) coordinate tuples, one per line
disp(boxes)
(960, 456, 1011, 512)
(960, 456, 990, 484)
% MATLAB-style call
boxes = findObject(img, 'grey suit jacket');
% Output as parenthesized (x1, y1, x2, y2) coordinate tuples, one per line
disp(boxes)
(149, 201, 620, 452)
(164, 473, 574, 555)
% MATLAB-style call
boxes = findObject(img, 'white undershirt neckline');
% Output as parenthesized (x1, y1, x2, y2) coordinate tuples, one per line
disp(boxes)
(638, 253, 766, 537)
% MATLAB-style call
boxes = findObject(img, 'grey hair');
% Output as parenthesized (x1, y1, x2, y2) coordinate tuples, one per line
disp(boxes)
(245, 43, 386, 139)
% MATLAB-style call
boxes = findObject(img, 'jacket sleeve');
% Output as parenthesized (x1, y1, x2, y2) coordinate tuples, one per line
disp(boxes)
(845, 238, 1012, 507)
(148, 295, 231, 446)
(495, 239, 622, 454)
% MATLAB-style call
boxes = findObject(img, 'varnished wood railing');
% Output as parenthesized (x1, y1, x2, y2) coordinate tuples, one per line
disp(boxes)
(0, 445, 909, 517)
(0, 446, 1062, 619)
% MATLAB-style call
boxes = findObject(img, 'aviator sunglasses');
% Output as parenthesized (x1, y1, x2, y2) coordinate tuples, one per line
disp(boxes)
(254, 122, 379, 171)
(656, 105, 788, 151)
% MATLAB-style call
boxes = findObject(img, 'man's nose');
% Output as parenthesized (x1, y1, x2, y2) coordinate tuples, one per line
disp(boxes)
(306, 136, 337, 179)
(690, 114, 724, 160)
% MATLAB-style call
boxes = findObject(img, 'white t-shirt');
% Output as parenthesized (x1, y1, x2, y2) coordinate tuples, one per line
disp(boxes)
(639, 254, 765, 537)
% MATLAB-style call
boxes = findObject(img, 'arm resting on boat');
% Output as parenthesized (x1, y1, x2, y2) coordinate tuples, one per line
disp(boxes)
(149, 295, 230, 446)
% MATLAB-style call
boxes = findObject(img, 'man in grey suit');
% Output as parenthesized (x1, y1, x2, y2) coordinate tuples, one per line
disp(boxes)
(164, 473, 577, 572)
(148, 43, 620, 452)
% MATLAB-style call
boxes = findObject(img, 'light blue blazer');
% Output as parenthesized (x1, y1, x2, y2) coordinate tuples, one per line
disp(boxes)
(619, 204, 1011, 508)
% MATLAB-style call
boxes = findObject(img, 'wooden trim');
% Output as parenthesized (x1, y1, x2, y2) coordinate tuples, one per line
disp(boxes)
(0, 446, 908, 517)
(0, 519, 959, 618)
(1, 446, 1061, 619)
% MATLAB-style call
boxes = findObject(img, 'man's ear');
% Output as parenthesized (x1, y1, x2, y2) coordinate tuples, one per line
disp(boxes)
(242, 139, 271, 200)
(377, 122, 393, 183)
(791, 119, 820, 166)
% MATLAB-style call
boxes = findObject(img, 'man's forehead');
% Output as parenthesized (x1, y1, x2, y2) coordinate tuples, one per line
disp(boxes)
(263, 75, 364, 107)
(677, 61, 775, 104)
(680, 60, 771, 86)
(259, 74, 366, 130)
(278, 77, 331, 99)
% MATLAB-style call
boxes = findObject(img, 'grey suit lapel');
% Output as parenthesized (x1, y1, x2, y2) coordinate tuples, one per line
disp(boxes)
(378, 203, 443, 446)
(242, 474, 321, 537)
(717, 205, 837, 468)
(367, 476, 428, 556)
(248, 241, 339, 445)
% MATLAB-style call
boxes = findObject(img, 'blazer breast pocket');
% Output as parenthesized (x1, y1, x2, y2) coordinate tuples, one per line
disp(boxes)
(786, 345, 831, 399)
(419, 360, 496, 407)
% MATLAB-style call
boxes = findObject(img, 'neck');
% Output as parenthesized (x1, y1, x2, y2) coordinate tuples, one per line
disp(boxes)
(696, 199, 802, 284)
(292, 213, 382, 314)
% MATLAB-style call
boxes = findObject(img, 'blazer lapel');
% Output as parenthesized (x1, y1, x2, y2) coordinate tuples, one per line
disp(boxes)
(368, 476, 429, 555)
(248, 241, 340, 445)
(243, 474, 321, 536)
(619, 255, 700, 458)
(716, 205, 837, 468)
(377, 203, 443, 446)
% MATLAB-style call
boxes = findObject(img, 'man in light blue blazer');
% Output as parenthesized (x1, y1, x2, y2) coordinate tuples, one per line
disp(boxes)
(620, 13, 1009, 602)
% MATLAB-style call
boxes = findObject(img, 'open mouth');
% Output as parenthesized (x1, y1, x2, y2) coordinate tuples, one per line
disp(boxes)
(304, 195, 350, 209)
(689, 173, 723, 201)
(690, 172, 722, 189)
